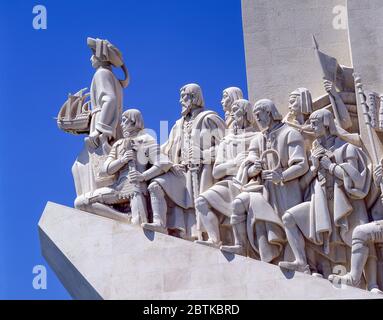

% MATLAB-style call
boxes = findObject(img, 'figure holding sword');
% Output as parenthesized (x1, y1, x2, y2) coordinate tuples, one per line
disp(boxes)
(75, 109, 172, 223)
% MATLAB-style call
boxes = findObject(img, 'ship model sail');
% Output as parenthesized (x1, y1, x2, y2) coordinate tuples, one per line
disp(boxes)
(57, 88, 92, 134)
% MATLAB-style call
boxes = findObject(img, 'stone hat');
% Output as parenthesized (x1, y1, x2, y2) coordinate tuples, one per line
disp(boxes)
(87, 37, 129, 88)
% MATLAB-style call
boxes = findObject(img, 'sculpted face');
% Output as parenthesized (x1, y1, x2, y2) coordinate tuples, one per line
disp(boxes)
(254, 107, 271, 130)
(309, 117, 326, 138)
(90, 55, 100, 68)
(288, 94, 300, 116)
(221, 91, 231, 112)
(231, 103, 245, 129)
(180, 91, 193, 116)
(121, 114, 137, 137)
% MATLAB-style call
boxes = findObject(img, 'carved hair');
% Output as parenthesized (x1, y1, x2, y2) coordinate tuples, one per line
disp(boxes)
(289, 87, 312, 115)
(87, 37, 130, 88)
(122, 109, 144, 130)
(180, 83, 205, 107)
(253, 99, 283, 121)
(223, 87, 243, 105)
(232, 99, 253, 125)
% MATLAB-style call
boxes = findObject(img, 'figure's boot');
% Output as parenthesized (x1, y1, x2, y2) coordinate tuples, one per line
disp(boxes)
(220, 221, 247, 256)
(278, 212, 310, 274)
(141, 182, 168, 234)
(328, 229, 369, 288)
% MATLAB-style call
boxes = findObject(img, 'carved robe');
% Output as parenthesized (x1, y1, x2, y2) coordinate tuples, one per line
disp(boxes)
(152, 109, 225, 234)
(289, 138, 371, 264)
(237, 123, 309, 262)
(199, 130, 256, 216)
(72, 66, 124, 197)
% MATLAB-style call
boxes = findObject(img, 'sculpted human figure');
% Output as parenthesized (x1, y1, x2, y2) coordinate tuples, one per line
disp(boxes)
(194, 99, 256, 247)
(283, 87, 313, 127)
(72, 37, 130, 196)
(328, 163, 383, 294)
(279, 109, 371, 275)
(142, 84, 226, 237)
(221, 87, 243, 129)
(221, 99, 309, 261)
(74, 109, 172, 223)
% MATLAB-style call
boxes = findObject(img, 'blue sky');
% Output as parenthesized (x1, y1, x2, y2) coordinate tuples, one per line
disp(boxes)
(0, 0, 247, 299)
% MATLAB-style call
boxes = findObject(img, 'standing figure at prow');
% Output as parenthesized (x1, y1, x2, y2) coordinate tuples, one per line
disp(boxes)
(69, 37, 130, 198)
(328, 162, 383, 294)
(279, 109, 371, 276)
(194, 99, 256, 248)
(75, 109, 172, 223)
(221, 87, 243, 129)
(142, 84, 226, 239)
(222, 99, 309, 261)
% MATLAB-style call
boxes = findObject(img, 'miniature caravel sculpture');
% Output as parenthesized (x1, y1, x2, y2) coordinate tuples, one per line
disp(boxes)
(57, 37, 383, 294)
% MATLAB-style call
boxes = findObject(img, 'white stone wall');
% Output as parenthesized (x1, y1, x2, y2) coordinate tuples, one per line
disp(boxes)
(348, 0, 383, 158)
(242, 0, 351, 115)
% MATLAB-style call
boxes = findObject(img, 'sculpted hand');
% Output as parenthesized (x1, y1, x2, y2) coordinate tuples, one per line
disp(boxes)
(373, 164, 383, 185)
(128, 170, 145, 183)
(262, 169, 283, 184)
(320, 156, 332, 170)
(248, 160, 262, 177)
(235, 153, 247, 166)
(120, 150, 135, 164)
(323, 79, 337, 96)
(171, 164, 185, 177)
(88, 131, 101, 148)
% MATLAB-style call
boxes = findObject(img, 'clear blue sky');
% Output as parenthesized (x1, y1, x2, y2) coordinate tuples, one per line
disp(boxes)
(0, 0, 247, 299)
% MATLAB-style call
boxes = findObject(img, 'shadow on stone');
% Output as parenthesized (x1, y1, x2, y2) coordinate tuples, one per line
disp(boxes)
(143, 229, 155, 241)
(280, 267, 295, 279)
(220, 250, 235, 262)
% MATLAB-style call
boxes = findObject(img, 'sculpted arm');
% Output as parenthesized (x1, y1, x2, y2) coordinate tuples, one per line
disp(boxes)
(102, 144, 126, 175)
(201, 117, 225, 164)
(94, 69, 119, 137)
(324, 79, 352, 130)
(212, 142, 237, 179)
(282, 133, 309, 182)
(143, 143, 173, 181)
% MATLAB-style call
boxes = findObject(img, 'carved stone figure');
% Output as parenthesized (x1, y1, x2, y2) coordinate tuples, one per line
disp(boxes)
(221, 87, 243, 129)
(328, 163, 383, 294)
(283, 87, 313, 126)
(221, 99, 309, 261)
(141, 84, 226, 238)
(71, 37, 129, 197)
(194, 99, 256, 247)
(279, 109, 371, 275)
(74, 109, 172, 223)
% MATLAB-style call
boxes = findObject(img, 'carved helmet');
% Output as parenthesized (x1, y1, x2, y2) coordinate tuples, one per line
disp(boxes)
(87, 37, 130, 88)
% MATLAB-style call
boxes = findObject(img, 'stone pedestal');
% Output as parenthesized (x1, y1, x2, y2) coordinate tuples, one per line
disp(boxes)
(38, 202, 381, 299)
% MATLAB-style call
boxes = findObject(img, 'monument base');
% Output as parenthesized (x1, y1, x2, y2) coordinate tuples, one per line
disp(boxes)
(38, 202, 381, 300)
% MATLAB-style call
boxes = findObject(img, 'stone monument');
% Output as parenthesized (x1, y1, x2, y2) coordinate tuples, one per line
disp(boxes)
(40, 1, 383, 298)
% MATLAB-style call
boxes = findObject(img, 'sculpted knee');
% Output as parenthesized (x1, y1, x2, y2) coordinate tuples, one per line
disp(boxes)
(74, 195, 87, 211)
(352, 224, 369, 243)
(195, 196, 208, 213)
(282, 212, 295, 227)
(148, 181, 164, 197)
